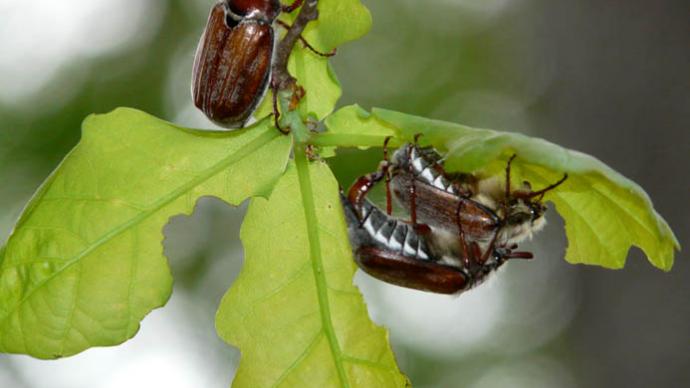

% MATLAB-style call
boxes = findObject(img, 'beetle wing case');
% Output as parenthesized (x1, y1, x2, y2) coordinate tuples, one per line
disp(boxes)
(192, 3, 274, 128)
(356, 247, 469, 294)
(391, 173, 498, 242)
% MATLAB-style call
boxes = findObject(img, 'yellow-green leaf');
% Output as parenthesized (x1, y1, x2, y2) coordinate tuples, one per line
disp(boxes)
(216, 155, 407, 387)
(0, 108, 291, 359)
(254, 0, 372, 122)
(317, 105, 680, 271)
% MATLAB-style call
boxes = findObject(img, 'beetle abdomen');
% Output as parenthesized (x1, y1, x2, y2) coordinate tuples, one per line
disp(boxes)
(395, 145, 458, 195)
(343, 195, 433, 261)
(358, 200, 432, 261)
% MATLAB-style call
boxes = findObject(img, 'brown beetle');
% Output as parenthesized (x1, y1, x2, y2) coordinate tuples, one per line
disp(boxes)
(192, 0, 304, 128)
(341, 191, 528, 294)
(388, 144, 567, 253)
(349, 138, 566, 269)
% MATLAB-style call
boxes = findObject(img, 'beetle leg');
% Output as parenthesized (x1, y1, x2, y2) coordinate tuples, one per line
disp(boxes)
(271, 79, 306, 134)
(479, 231, 499, 265)
(469, 242, 482, 268)
(505, 251, 534, 260)
(382, 136, 393, 215)
(405, 133, 425, 226)
(348, 170, 387, 212)
(412, 223, 432, 236)
(408, 173, 417, 226)
(275, 20, 337, 57)
(454, 200, 473, 268)
(347, 137, 395, 215)
(270, 79, 289, 134)
(298, 36, 337, 57)
(281, 0, 305, 13)
(407, 144, 417, 226)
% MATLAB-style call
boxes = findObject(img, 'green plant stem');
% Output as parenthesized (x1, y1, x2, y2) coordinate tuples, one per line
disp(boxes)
(273, 0, 319, 93)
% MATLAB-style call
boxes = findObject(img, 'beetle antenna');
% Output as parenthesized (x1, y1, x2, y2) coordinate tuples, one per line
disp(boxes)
(499, 155, 518, 221)
(524, 173, 568, 199)
(274, 20, 337, 57)
(505, 154, 517, 200)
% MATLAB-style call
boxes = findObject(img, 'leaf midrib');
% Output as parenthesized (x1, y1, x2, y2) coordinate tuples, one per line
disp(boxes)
(0, 128, 278, 327)
(294, 148, 349, 388)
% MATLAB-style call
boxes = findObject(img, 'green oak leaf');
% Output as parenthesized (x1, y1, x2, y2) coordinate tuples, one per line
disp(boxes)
(253, 45, 342, 122)
(289, 48, 342, 120)
(321, 104, 399, 148)
(303, 0, 373, 53)
(254, 0, 372, 121)
(0, 108, 291, 359)
(216, 154, 408, 387)
(316, 105, 680, 271)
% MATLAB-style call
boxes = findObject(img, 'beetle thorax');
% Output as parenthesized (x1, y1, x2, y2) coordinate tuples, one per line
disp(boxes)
(226, 0, 281, 22)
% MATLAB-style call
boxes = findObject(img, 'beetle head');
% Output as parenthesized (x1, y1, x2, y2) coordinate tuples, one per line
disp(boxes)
(498, 156, 568, 244)
(505, 195, 547, 227)
(498, 195, 548, 244)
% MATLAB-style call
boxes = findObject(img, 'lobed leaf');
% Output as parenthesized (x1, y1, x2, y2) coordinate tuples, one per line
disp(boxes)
(216, 155, 408, 387)
(292, 0, 371, 120)
(320, 105, 400, 148)
(0, 108, 291, 359)
(317, 105, 680, 271)
(254, 0, 372, 121)
(302, 0, 373, 53)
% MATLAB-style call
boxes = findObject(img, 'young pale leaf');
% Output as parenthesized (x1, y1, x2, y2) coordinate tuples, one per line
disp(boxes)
(286, 0, 375, 119)
(254, 0, 372, 121)
(318, 105, 679, 271)
(253, 45, 342, 122)
(302, 0, 373, 53)
(0, 108, 291, 359)
(289, 49, 342, 120)
(320, 104, 399, 148)
(216, 156, 408, 387)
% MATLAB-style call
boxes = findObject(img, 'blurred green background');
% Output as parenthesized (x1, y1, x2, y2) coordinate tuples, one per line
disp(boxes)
(1, 0, 688, 387)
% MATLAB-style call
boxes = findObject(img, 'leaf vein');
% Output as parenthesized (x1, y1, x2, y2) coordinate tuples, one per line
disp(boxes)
(59, 261, 81, 355)
(272, 331, 323, 387)
(294, 150, 349, 388)
(0, 129, 278, 327)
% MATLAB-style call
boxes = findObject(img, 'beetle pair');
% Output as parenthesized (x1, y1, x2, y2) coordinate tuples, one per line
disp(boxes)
(192, 0, 332, 130)
(344, 138, 568, 294)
